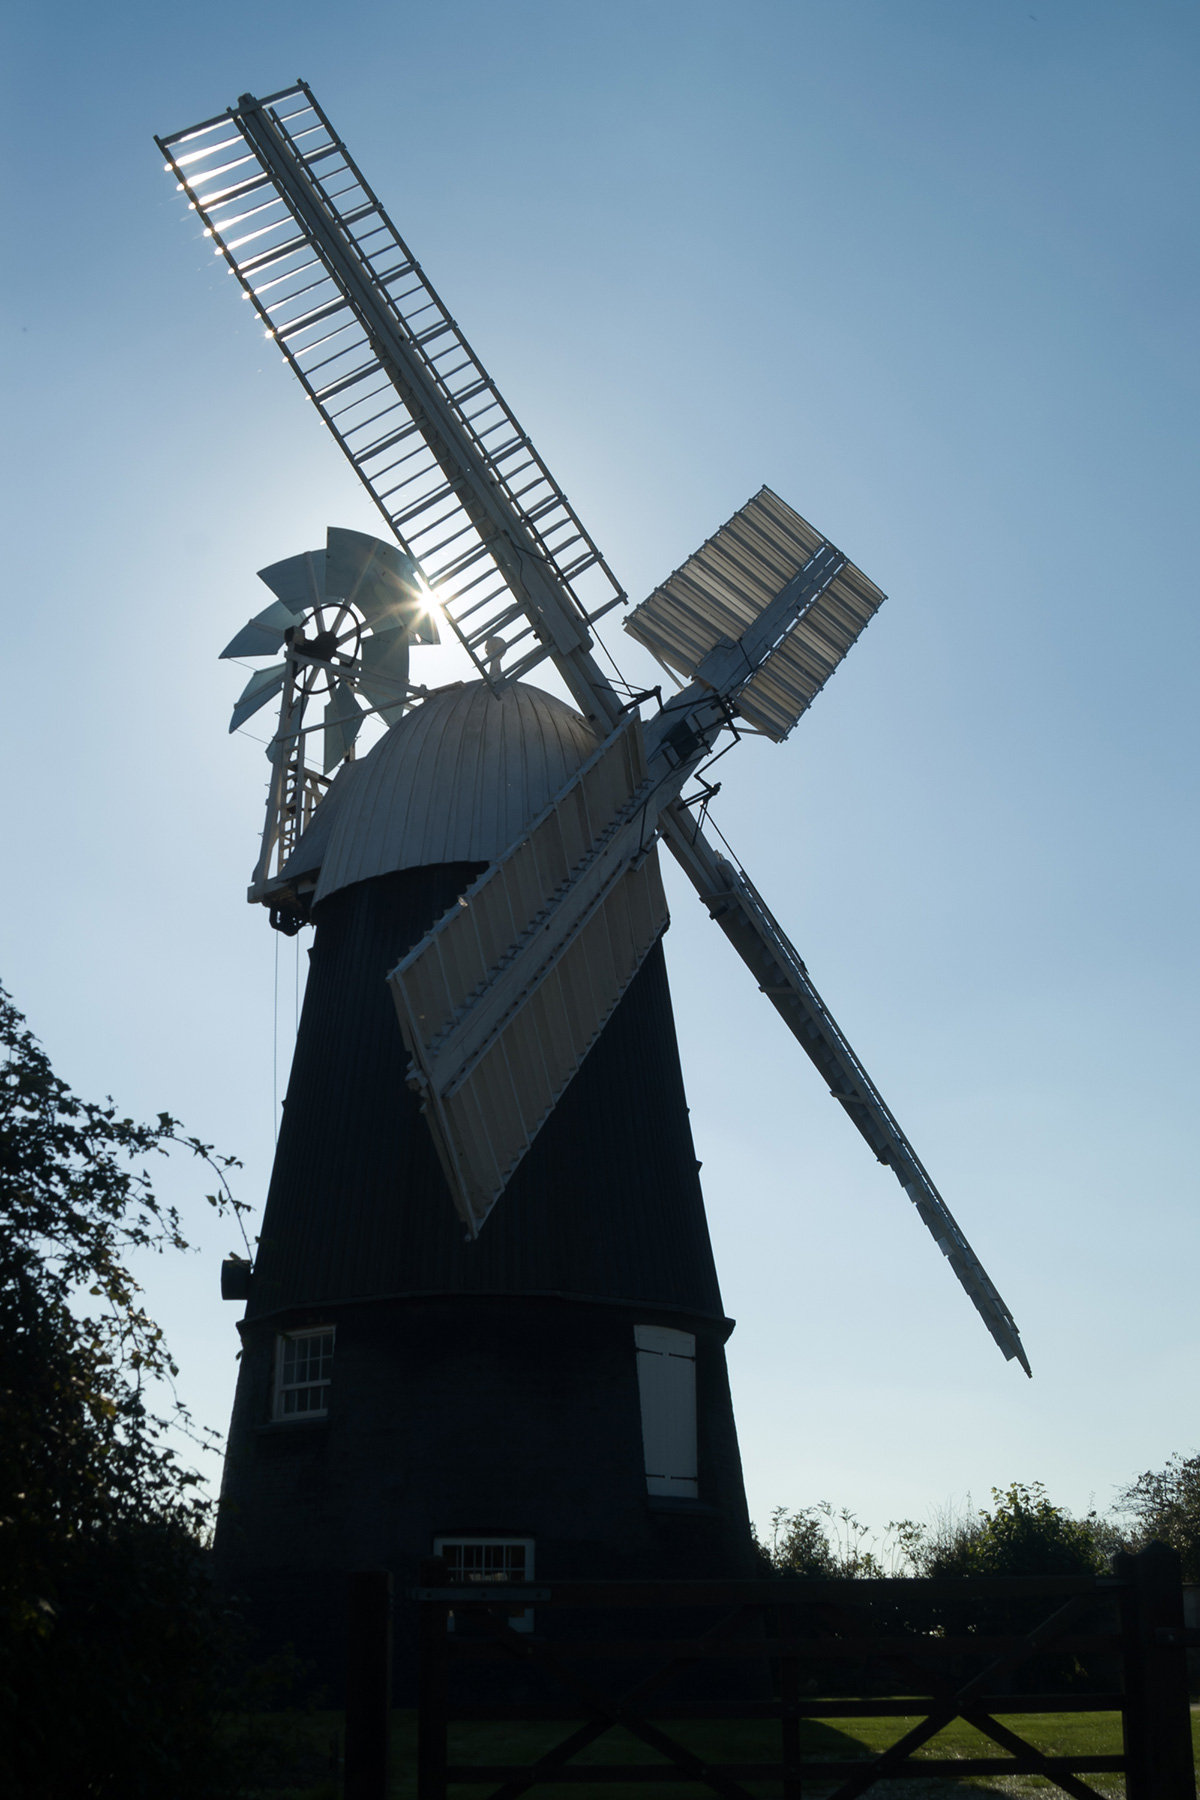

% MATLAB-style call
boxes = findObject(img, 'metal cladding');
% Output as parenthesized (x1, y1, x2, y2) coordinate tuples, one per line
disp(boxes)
(391, 721, 669, 1234)
(282, 681, 600, 904)
(624, 487, 886, 742)
(245, 867, 724, 1322)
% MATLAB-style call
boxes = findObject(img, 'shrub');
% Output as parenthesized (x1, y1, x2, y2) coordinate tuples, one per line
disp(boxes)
(917, 1483, 1108, 1580)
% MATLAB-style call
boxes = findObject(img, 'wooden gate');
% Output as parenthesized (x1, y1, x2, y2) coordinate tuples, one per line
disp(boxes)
(402, 1544, 1196, 1799)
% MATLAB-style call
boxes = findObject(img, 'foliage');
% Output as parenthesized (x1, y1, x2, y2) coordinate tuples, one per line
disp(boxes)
(755, 1505, 836, 1577)
(757, 1484, 1110, 1583)
(1118, 1451, 1200, 1580)
(755, 1503, 924, 1578)
(0, 980, 248, 1798)
(911, 1482, 1108, 1580)
(755, 1485, 1115, 1700)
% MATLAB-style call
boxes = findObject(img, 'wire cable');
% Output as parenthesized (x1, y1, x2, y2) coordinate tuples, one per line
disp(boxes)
(272, 931, 280, 1147)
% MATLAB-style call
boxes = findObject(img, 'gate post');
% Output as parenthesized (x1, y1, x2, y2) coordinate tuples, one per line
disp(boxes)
(345, 1568, 393, 1800)
(779, 1604, 802, 1800)
(1116, 1541, 1194, 1800)
(417, 1555, 450, 1800)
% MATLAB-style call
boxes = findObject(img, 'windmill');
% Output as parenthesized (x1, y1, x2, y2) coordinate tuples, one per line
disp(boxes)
(157, 84, 1028, 1680)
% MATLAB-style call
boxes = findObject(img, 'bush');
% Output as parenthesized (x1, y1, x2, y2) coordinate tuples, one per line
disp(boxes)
(755, 1503, 925, 1578)
(756, 1484, 1109, 1583)
(916, 1482, 1108, 1580)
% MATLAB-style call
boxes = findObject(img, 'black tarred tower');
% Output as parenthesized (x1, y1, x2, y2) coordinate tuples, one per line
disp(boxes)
(216, 682, 756, 1678)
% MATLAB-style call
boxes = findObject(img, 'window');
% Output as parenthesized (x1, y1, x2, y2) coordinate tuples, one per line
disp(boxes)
(434, 1537, 535, 1631)
(635, 1324, 698, 1498)
(273, 1327, 334, 1420)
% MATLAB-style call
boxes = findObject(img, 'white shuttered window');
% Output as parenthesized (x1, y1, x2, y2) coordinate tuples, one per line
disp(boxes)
(634, 1325, 698, 1498)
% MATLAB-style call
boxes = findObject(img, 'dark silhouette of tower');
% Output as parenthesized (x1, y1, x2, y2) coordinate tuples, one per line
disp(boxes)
(214, 683, 756, 1689)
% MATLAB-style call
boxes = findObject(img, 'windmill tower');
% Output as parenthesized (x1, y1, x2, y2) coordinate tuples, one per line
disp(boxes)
(157, 85, 1029, 1682)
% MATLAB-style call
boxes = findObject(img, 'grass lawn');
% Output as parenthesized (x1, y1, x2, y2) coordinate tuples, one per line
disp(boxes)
(222, 1706, 1200, 1798)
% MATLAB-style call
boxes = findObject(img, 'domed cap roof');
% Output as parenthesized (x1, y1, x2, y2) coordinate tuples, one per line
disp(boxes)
(285, 680, 599, 906)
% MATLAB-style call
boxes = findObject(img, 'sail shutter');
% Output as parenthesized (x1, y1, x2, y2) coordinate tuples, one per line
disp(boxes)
(389, 718, 669, 1236)
(624, 486, 886, 743)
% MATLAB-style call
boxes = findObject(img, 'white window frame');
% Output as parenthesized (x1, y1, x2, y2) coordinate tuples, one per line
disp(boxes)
(434, 1536, 535, 1632)
(272, 1325, 335, 1421)
(635, 1324, 698, 1499)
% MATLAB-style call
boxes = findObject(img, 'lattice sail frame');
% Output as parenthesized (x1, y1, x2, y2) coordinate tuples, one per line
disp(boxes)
(157, 84, 625, 694)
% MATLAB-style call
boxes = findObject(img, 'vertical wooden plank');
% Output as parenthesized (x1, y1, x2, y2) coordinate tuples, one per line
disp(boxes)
(1115, 1547, 1146, 1794)
(345, 1568, 393, 1800)
(779, 1603, 803, 1800)
(418, 1556, 450, 1800)
(1117, 1542, 1195, 1800)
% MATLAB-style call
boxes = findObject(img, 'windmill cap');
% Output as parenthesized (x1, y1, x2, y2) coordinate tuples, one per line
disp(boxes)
(283, 680, 598, 906)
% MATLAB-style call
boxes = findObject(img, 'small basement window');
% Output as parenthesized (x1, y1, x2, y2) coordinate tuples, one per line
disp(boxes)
(273, 1327, 334, 1420)
(434, 1537, 535, 1631)
(635, 1324, 698, 1499)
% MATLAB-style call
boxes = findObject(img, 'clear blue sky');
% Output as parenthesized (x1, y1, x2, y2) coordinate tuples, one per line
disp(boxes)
(2, 0, 1196, 1538)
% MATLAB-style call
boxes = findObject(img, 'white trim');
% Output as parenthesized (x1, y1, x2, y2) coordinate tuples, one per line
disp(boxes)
(272, 1324, 335, 1421)
(434, 1536, 535, 1631)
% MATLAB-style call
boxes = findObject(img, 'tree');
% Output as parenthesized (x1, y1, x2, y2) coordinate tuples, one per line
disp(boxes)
(0, 981, 246, 1798)
(1119, 1453, 1200, 1580)
(914, 1483, 1108, 1579)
